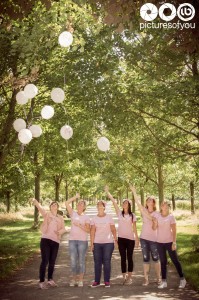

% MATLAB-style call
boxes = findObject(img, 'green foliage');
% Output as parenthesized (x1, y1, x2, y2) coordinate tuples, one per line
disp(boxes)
(177, 232, 199, 291)
(191, 225, 199, 253)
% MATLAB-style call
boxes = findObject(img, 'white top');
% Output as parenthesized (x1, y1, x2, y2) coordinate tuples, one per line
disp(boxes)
(156, 212, 176, 243)
(69, 211, 90, 241)
(117, 211, 137, 240)
(91, 215, 115, 243)
(140, 209, 159, 242)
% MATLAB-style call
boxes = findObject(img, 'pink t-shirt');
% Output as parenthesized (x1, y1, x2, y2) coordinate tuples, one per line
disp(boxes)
(140, 209, 158, 242)
(118, 212, 137, 240)
(69, 211, 90, 241)
(156, 213, 176, 243)
(41, 212, 65, 244)
(91, 214, 115, 243)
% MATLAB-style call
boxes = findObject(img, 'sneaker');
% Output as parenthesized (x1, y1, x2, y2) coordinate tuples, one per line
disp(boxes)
(179, 279, 186, 288)
(39, 282, 48, 289)
(91, 281, 100, 288)
(69, 280, 77, 287)
(158, 281, 167, 289)
(104, 282, 110, 288)
(48, 280, 58, 287)
(78, 281, 83, 287)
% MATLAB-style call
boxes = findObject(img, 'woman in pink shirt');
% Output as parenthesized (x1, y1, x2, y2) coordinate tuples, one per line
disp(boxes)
(152, 201, 186, 289)
(130, 186, 161, 286)
(65, 194, 90, 287)
(106, 187, 139, 285)
(90, 200, 117, 288)
(31, 198, 65, 289)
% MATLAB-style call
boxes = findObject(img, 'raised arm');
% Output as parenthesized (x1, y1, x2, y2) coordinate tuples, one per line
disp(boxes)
(129, 185, 143, 212)
(105, 186, 120, 215)
(130, 185, 153, 221)
(65, 193, 80, 216)
(30, 198, 46, 217)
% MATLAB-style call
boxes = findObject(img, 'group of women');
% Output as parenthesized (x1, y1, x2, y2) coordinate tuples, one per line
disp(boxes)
(31, 185, 186, 290)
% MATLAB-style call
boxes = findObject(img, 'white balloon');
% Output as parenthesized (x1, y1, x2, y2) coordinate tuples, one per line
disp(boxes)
(60, 125, 73, 140)
(41, 105, 54, 119)
(58, 31, 73, 47)
(29, 125, 42, 138)
(18, 129, 32, 144)
(24, 84, 38, 99)
(13, 118, 26, 132)
(97, 137, 110, 152)
(16, 91, 28, 105)
(51, 88, 65, 103)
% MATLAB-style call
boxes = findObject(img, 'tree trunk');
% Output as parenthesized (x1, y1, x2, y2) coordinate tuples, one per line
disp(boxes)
(55, 180, 59, 202)
(132, 192, 135, 213)
(157, 161, 164, 206)
(190, 181, 195, 214)
(54, 173, 63, 202)
(0, 91, 17, 169)
(65, 179, 69, 200)
(171, 193, 176, 210)
(140, 186, 144, 206)
(6, 191, 11, 213)
(119, 190, 122, 206)
(33, 152, 40, 228)
(14, 196, 19, 212)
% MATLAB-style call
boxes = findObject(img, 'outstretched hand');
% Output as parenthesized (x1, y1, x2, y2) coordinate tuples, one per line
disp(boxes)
(29, 198, 35, 205)
(104, 185, 109, 193)
(75, 193, 80, 199)
(129, 184, 136, 194)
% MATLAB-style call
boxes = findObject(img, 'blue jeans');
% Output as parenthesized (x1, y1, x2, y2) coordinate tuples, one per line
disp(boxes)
(140, 238, 159, 263)
(93, 243, 114, 283)
(39, 238, 59, 282)
(69, 240, 88, 274)
(157, 242, 184, 280)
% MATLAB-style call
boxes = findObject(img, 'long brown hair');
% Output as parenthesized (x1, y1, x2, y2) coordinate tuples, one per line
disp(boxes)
(122, 200, 134, 222)
(145, 196, 156, 211)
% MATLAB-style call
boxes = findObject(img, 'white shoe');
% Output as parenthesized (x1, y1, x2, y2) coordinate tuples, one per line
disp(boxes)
(78, 281, 83, 287)
(179, 279, 186, 288)
(69, 280, 77, 287)
(158, 281, 167, 289)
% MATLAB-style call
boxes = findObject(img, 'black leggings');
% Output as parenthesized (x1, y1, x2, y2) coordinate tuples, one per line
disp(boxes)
(39, 238, 59, 282)
(118, 237, 135, 273)
(157, 242, 184, 280)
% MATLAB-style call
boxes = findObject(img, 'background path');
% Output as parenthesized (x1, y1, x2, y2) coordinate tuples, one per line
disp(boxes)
(0, 203, 198, 300)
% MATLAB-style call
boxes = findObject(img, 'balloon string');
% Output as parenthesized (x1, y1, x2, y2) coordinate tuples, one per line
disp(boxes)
(23, 108, 27, 121)
(66, 139, 69, 163)
(64, 73, 66, 87)
(105, 151, 111, 161)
